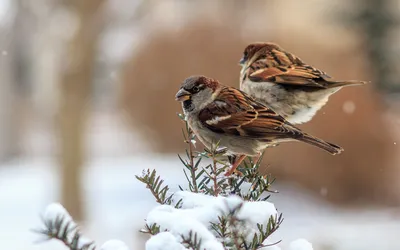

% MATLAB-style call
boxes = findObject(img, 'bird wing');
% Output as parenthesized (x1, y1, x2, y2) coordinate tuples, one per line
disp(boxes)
(198, 87, 303, 139)
(246, 47, 360, 88)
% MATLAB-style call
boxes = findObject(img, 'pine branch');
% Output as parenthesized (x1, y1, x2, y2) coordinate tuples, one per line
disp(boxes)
(212, 156, 219, 196)
(140, 223, 161, 235)
(181, 231, 202, 250)
(178, 113, 200, 193)
(135, 169, 173, 205)
(227, 203, 246, 250)
(33, 214, 96, 250)
(248, 213, 284, 249)
(230, 154, 278, 202)
(198, 143, 228, 196)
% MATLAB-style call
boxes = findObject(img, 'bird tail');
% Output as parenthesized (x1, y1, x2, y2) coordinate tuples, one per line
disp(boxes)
(298, 133, 343, 155)
(327, 80, 368, 88)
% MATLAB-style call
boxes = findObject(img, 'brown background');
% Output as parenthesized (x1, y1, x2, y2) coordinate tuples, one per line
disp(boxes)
(120, 1, 400, 206)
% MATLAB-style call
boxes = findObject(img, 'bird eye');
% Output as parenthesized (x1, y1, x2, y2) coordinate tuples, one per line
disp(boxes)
(192, 86, 200, 93)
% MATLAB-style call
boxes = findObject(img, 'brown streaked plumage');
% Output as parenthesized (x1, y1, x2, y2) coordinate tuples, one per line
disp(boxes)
(239, 42, 367, 124)
(176, 75, 343, 176)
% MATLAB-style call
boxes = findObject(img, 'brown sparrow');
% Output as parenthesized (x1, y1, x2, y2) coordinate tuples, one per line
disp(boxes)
(175, 75, 343, 176)
(239, 42, 367, 124)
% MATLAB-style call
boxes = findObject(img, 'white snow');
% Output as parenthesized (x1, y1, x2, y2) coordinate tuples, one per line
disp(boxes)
(237, 199, 277, 228)
(145, 191, 278, 249)
(101, 240, 130, 250)
(146, 232, 185, 250)
(43, 203, 73, 223)
(146, 204, 224, 250)
(289, 239, 313, 250)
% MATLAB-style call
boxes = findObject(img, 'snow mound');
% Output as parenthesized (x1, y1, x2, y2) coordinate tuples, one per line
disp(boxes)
(289, 239, 313, 250)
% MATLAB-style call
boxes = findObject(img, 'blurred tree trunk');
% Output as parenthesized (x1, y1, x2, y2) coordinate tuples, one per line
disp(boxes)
(0, 1, 19, 162)
(59, 0, 103, 221)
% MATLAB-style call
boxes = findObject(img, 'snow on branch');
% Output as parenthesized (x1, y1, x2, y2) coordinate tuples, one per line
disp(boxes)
(33, 203, 130, 250)
(143, 192, 282, 250)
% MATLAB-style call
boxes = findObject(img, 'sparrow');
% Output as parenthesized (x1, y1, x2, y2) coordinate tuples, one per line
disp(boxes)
(239, 42, 367, 124)
(175, 75, 343, 176)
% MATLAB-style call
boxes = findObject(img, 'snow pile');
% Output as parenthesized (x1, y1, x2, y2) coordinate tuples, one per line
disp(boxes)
(145, 191, 312, 250)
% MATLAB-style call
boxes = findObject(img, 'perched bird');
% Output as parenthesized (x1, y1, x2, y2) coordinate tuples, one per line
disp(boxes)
(175, 75, 343, 176)
(239, 42, 367, 124)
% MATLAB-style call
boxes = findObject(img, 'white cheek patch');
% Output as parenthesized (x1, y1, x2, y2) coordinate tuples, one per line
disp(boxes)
(240, 65, 247, 78)
(206, 115, 231, 125)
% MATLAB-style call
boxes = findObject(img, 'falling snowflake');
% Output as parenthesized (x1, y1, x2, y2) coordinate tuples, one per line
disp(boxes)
(342, 101, 356, 114)
(320, 187, 328, 197)
(2, 50, 7, 56)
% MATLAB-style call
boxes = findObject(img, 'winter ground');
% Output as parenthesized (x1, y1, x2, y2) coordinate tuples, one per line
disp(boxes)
(1, 112, 400, 250)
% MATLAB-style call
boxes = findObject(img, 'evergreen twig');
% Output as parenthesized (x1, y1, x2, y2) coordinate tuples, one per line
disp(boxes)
(179, 113, 199, 193)
(212, 155, 219, 196)
(140, 223, 161, 235)
(181, 231, 202, 250)
(135, 169, 173, 205)
(33, 215, 96, 250)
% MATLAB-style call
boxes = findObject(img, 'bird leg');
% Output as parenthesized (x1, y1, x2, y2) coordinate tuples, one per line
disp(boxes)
(252, 151, 263, 165)
(225, 155, 246, 176)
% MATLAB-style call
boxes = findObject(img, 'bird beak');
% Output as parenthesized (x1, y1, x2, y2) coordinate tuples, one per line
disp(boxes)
(175, 89, 191, 102)
(239, 56, 247, 66)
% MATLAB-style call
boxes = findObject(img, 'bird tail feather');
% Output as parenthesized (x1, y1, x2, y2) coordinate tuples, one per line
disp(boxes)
(299, 133, 343, 155)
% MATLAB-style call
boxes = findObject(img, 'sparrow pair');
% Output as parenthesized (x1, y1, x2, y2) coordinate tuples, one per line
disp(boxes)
(176, 43, 366, 176)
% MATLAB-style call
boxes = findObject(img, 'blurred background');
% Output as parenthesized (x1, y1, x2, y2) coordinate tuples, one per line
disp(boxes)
(1, 0, 400, 249)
